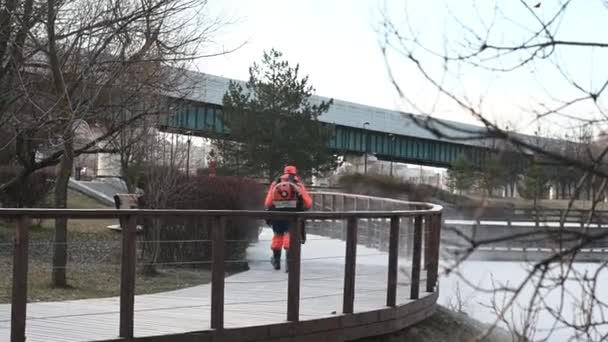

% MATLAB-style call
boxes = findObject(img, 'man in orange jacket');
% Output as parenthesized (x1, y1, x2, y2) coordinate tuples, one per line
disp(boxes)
(264, 165, 312, 272)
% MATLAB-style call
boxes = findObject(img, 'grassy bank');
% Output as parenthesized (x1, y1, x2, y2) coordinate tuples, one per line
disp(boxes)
(351, 306, 511, 342)
(338, 173, 608, 211)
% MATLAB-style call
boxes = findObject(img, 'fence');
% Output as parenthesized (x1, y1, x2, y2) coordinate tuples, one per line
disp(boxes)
(3, 192, 442, 342)
(467, 207, 608, 227)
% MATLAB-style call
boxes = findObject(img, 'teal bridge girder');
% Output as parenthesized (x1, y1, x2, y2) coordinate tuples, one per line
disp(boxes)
(159, 101, 492, 168)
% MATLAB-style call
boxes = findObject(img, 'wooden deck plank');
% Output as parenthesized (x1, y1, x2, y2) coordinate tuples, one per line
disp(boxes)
(0, 230, 431, 342)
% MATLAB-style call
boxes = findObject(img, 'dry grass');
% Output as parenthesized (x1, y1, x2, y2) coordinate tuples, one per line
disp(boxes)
(0, 259, 211, 303)
(0, 220, 212, 304)
(0, 190, 212, 304)
(65, 189, 111, 209)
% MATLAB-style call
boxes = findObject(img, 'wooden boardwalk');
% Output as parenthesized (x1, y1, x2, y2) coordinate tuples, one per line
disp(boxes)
(0, 229, 426, 342)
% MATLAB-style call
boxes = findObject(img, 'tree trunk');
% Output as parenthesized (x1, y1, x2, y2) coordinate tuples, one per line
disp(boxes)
(52, 140, 74, 288)
(121, 156, 136, 193)
(141, 217, 160, 275)
(591, 176, 596, 203)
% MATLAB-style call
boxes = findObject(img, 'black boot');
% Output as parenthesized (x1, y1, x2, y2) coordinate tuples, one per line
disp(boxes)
(270, 250, 281, 270)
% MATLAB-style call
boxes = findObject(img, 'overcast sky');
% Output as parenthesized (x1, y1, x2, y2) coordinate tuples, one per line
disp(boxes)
(195, 0, 608, 137)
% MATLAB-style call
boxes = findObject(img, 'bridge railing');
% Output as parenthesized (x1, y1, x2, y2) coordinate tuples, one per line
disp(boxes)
(2, 196, 442, 342)
(469, 208, 608, 227)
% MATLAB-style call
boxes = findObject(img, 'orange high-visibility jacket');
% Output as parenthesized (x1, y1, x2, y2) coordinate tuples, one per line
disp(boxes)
(264, 173, 312, 210)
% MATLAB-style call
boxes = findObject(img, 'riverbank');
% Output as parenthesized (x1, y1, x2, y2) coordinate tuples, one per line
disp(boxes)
(352, 306, 512, 342)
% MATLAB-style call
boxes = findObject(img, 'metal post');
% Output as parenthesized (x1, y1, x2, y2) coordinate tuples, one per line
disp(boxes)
(186, 135, 191, 178)
(389, 133, 395, 177)
(363, 122, 370, 174)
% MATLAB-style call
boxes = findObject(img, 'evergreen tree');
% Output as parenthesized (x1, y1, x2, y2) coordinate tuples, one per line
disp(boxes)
(216, 49, 336, 180)
(478, 156, 505, 197)
(519, 163, 549, 207)
(446, 155, 475, 194)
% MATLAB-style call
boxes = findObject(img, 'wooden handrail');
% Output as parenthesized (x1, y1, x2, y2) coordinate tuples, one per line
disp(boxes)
(0, 207, 441, 219)
(5, 191, 443, 342)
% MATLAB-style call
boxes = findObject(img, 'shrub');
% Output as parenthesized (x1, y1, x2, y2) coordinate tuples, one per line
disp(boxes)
(140, 172, 265, 273)
(0, 166, 54, 208)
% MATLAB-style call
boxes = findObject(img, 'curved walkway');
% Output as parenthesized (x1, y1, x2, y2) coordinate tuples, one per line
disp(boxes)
(0, 228, 433, 342)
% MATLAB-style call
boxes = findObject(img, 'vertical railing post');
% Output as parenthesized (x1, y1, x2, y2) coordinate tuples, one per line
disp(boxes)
(119, 215, 137, 339)
(321, 193, 327, 211)
(410, 215, 423, 300)
(426, 214, 441, 293)
(387, 216, 399, 307)
(287, 217, 302, 322)
(342, 196, 349, 240)
(424, 216, 431, 270)
(343, 217, 358, 314)
(211, 216, 226, 330)
(11, 216, 29, 342)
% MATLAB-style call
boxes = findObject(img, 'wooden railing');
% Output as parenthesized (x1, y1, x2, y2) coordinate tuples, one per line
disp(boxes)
(3, 193, 442, 342)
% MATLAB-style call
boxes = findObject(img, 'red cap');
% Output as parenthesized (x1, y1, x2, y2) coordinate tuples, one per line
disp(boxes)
(284, 165, 297, 174)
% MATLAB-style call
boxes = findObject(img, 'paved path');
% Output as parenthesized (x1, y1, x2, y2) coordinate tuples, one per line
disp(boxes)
(0, 229, 419, 342)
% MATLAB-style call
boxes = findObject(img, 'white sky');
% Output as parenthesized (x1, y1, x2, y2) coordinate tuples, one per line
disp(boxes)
(197, 0, 397, 110)
(194, 0, 608, 137)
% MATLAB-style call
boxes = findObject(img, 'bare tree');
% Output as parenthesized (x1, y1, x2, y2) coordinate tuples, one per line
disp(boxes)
(137, 131, 189, 275)
(381, 0, 608, 340)
(0, 0, 232, 287)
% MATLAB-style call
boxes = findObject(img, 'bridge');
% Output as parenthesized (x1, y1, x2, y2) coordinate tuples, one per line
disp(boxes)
(158, 72, 561, 168)
(442, 208, 608, 262)
(1, 192, 442, 342)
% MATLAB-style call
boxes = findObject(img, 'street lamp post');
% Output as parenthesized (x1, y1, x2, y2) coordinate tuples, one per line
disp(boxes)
(363, 122, 370, 174)
(388, 133, 395, 177)
(185, 131, 192, 178)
